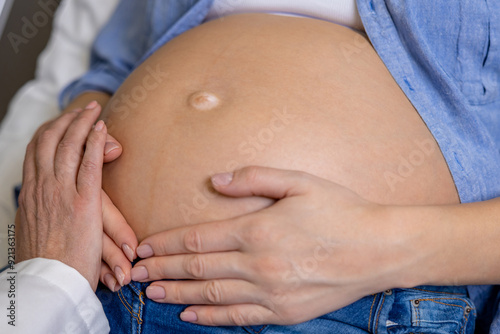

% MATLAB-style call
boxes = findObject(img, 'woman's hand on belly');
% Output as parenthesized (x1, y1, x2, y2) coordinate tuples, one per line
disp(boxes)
(99, 190, 139, 291)
(130, 166, 419, 326)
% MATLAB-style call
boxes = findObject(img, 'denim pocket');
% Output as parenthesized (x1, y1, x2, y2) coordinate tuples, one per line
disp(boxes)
(386, 287, 476, 334)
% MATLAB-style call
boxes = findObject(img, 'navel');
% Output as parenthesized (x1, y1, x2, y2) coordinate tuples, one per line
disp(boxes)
(188, 91, 220, 111)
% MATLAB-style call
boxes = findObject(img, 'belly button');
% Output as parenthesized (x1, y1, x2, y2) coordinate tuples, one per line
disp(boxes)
(188, 91, 220, 111)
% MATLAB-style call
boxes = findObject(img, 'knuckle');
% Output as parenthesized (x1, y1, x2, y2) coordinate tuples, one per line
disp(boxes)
(102, 244, 121, 266)
(148, 258, 165, 279)
(202, 308, 220, 326)
(243, 166, 260, 184)
(38, 129, 57, 144)
(58, 138, 77, 152)
(170, 284, 185, 304)
(202, 281, 223, 304)
(228, 309, 247, 326)
(86, 131, 102, 146)
(17, 186, 29, 208)
(183, 228, 203, 253)
(184, 255, 205, 279)
(80, 158, 99, 172)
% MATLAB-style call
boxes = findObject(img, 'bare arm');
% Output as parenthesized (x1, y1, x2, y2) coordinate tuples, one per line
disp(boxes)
(130, 167, 500, 326)
(392, 197, 500, 287)
(63, 92, 111, 113)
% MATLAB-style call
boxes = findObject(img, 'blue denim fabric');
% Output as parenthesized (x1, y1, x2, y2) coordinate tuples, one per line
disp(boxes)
(59, 0, 500, 203)
(96, 282, 475, 334)
(60, 0, 500, 331)
(357, 1, 500, 331)
(59, 0, 214, 107)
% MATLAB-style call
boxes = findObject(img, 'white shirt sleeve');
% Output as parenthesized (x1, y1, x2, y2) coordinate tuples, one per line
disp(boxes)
(0, 258, 109, 333)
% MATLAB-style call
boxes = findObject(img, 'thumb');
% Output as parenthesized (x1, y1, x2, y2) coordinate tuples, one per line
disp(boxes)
(211, 166, 310, 199)
(103, 133, 123, 163)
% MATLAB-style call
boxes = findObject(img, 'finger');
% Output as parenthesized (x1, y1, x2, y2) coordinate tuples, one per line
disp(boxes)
(180, 304, 274, 326)
(211, 166, 311, 199)
(34, 112, 80, 174)
(77, 120, 107, 197)
(103, 133, 123, 163)
(100, 262, 121, 292)
(24, 120, 51, 183)
(144, 279, 261, 306)
(54, 102, 102, 182)
(102, 233, 132, 287)
(102, 190, 137, 262)
(22, 140, 37, 185)
(137, 220, 244, 257)
(131, 252, 246, 282)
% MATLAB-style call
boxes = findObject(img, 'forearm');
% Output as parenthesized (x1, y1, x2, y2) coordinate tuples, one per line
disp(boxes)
(390, 197, 500, 287)
(63, 91, 111, 113)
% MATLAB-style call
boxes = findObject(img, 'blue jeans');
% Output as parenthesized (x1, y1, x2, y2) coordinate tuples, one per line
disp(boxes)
(96, 282, 476, 333)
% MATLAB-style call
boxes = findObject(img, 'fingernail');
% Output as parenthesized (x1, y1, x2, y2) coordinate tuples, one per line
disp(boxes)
(180, 311, 198, 322)
(85, 100, 98, 110)
(146, 285, 166, 299)
(131, 266, 149, 281)
(105, 142, 120, 155)
(94, 120, 105, 132)
(137, 244, 154, 258)
(122, 244, 135, 262)
(211, 172, 233, 187)
(104, 273, 117, 292)
(114, 266, 126, 286)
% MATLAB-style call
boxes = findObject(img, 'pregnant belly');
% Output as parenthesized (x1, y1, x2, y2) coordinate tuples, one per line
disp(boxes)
(101, 14, 458, 241)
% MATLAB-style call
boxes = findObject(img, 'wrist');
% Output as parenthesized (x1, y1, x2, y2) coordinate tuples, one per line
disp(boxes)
(384, 203, 485, 288)
(380, 204, 446, 289)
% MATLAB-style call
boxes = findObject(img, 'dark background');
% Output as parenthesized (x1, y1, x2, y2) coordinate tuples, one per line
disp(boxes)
(0, 0, 61, 123)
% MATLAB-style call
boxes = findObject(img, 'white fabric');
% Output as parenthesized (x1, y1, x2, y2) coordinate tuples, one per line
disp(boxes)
(0, 258, 109, 333)
(0, 0, 119, 267)
(207, 0, 364, 30)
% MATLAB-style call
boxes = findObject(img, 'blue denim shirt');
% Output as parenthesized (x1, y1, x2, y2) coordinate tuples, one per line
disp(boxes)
(60, 0, 500, 331)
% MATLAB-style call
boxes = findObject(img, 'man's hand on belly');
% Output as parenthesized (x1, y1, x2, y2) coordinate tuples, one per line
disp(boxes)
(128, 166, 414, 326)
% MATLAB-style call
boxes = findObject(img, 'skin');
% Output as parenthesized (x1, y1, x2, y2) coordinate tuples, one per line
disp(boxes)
(27, 13, 497, 328)
(92, 14, 483, 325)
(100, 14, 458, 242)
(15, 102, 110, 290)
(61, 93, 139, 291)
(133, 167, 500, 326)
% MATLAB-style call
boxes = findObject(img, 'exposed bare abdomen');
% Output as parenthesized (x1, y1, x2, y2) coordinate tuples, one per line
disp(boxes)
(101, 14, 458, 241)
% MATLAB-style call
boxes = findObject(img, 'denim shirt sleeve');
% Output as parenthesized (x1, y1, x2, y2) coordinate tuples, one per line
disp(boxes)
(58, 0, 152, 108)
(58, 0, 214, 109)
